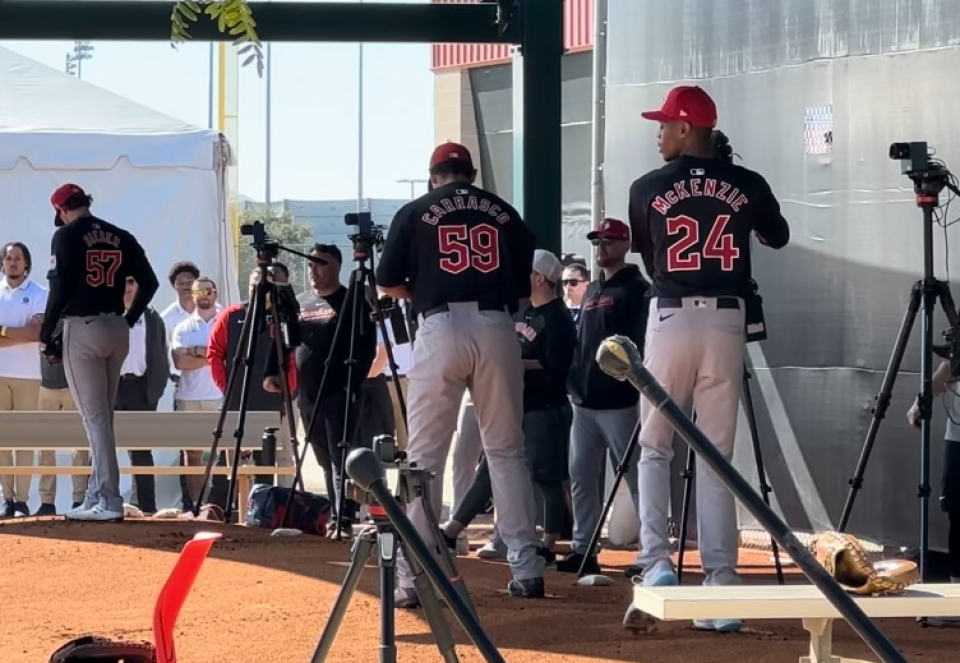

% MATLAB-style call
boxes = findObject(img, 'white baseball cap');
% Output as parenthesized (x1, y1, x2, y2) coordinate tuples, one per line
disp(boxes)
(533, 249, 563, 284)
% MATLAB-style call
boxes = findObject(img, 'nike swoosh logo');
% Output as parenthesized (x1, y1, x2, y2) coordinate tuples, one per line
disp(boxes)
(659, 313, 675, 322)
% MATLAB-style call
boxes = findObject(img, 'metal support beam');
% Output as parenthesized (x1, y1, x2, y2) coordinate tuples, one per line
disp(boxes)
(521, 0, 564, 255)
(0, 1, 521, 44)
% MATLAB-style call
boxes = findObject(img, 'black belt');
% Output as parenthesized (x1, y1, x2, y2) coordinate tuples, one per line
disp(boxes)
(121, 373, 145, 380)
(421, 302, 506, 320)
(65, 311, 122, 318)
(657, 296, 740, 310)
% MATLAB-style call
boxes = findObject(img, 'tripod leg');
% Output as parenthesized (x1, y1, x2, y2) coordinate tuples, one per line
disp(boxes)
(741, 367, 784, 585)
(676, 447, 695, 584)
(269, 297, 306, 496)
(309, 530, 376, 663)
(838, 283, 922, 533)
(404, 540, 461, 663)
(420, 477, 479, 619)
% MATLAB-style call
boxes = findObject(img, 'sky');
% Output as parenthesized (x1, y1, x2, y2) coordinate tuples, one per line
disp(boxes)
(1, 0, 436, 204)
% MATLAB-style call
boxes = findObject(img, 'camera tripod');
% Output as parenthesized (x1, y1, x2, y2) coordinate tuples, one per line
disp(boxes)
(193, 242, 308, 521)
(675, 365, 784, 584)
(837, 160, 960, 581)
(311, 454, 487, 663)
(283, 231, 410, 537)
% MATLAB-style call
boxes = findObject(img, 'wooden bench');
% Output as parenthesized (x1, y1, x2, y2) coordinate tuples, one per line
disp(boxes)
(632, 584, 960, 663)
(0, 411, 298, 522)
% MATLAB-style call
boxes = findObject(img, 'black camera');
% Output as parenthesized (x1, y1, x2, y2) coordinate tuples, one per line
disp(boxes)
(345, 211, 375, 235)
(890, 141, 931, 174)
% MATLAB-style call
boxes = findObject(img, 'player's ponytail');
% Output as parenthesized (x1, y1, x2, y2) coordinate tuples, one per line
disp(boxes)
(711, 130, 738, 164)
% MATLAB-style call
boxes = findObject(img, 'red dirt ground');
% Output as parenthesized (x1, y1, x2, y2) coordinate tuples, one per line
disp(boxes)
(1, 519, 955, 663)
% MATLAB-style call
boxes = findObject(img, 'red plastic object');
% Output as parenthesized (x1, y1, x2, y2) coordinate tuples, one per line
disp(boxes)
(153, 531, 222, 663)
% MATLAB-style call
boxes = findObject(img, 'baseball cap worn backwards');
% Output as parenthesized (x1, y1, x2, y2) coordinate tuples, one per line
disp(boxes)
(533, 249, 563, 284)
(641, 85, 718, 128)
(587, 218, 630, 242)
(430, 142, 474, 170)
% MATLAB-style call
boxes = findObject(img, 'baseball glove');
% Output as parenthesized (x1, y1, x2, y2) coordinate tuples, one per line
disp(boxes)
(49, 635, 156, 663)
(813, 531, 920, 596)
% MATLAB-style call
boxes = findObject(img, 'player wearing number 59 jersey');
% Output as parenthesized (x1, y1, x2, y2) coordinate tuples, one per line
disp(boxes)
(377, 142, 546, 604)
(39, 184, 159, 522)
(623, 86, 789, 634)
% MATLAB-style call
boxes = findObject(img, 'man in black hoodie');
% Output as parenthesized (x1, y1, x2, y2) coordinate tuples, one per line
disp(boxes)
(557, 218, 650, 575)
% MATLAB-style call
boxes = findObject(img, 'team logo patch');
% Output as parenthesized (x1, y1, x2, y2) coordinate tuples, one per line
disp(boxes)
(22, 297, 29, 304)
(48, 255, 56, 269)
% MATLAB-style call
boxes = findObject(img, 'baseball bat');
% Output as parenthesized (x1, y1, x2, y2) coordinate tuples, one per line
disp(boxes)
(595, 335, 908, 663)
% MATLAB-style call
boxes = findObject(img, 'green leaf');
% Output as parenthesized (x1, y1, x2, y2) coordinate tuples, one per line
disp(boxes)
(243, 53, 256, 67)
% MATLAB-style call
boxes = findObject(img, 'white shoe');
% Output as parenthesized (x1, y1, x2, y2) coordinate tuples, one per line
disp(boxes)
(476, 540, 508, 559)
(65, 505, 124, 522)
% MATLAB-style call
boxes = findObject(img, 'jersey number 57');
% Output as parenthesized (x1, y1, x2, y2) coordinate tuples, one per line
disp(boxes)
(86, 249, 123, 287)
(666, 214, 740, 272)
(438, 224, 500, 274)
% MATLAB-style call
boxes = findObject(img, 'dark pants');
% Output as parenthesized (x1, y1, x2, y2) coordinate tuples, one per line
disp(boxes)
(300, 387, 364, 524)
(944, 440, 960, 578)
(116, 375, 157, 514)
(358, 375, 396, 449)
(454, 403, 572, 536)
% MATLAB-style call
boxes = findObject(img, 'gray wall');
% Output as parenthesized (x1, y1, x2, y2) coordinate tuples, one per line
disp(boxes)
(604, 0, 960, 551)
(468, 52, 595, 260)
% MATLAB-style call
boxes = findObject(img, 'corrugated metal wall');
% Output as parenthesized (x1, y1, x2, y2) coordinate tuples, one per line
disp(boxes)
(603, 0, 960, 553)
(431, 0, 593, 70)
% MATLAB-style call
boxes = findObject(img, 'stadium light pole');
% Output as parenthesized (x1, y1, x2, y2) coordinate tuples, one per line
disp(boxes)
(357, 0, 365, 213)
(65, 40, 94, 78)
(265, 0, 273, 206)
(396, 178, 428, 200)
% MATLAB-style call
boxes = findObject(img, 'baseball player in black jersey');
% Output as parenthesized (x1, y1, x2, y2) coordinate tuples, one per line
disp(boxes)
(623, 87, 790, 632)
(376, 142, 546, 603)
(39, 184, 159, 522)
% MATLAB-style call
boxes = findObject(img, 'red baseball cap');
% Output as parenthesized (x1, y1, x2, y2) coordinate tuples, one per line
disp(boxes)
(587, 218, 630, 242)
(429, 142, 474, 170)
(51, 183, 86, 208)
(641, 86, 717, 128)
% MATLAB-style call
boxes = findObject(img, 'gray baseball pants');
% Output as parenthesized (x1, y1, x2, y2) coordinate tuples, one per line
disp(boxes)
(396, 302, 544, 588)
(63, 315, 130, 513)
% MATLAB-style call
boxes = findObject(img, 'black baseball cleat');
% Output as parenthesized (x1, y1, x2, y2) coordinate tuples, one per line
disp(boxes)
(507, 577, 545, 599)
(35, 503, 57, 517)
(537, 546, 556, 566)
(1, 500, 15, 519)
(13, 501, 30, 517)
(556, 552, 600, 575)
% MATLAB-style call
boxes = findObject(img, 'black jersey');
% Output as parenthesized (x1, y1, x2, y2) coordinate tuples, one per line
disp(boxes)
(628, 156, 790, 298)
(39, 214, 159, 345)
(376, 182, 536, 316)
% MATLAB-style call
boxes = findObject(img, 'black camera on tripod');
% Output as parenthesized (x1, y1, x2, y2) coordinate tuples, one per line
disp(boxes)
(890, 141, 953, 198)
(345, 211, 386, 257)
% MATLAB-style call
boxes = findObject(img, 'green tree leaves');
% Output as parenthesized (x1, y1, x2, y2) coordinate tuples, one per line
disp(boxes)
(171, 0, 264, 76)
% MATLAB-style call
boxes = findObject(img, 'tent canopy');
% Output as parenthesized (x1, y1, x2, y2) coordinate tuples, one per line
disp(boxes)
(0, 46, 221, 170)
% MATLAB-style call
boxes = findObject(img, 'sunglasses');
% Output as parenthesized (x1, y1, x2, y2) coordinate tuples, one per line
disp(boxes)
(192, 288, 216, 297)
(562, 279, 585, 287)
(590, 237, 617, 247)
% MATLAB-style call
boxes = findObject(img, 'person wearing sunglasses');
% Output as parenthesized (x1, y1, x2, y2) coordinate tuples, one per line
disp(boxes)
(561, 264, 590, 326)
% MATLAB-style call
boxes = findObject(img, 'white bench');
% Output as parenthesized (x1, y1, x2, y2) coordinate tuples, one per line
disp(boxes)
(0, 411, 297, 522)
(633, 583, 960, 663)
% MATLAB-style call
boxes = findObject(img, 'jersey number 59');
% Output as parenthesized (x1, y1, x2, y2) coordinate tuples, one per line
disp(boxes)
(438, 224, 500, 274)
(86, 249, 123, 287)
(666, 214, 740, 272)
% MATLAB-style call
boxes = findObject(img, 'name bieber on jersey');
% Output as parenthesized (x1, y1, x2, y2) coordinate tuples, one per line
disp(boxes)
(650, 178, 749, 216)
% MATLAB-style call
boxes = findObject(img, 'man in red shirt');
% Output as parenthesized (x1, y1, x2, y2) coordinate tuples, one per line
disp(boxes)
(207, 264, 297, 487)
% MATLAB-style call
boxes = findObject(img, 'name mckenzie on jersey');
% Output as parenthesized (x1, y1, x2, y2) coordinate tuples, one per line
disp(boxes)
(422, 191, 512, 226)
(651, 178, 749, 215)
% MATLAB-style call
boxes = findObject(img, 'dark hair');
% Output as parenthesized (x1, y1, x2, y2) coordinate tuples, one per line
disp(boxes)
(565, 264, 590, 282)
(429, 160, 475, 180)
(312, 243, 343, 264)
(711, 130, 736, 164)
(271, 262, 290, 279)
(1, 242, 32, 274)
(168, 261, 200, 286)
(61, 192, 93, 211)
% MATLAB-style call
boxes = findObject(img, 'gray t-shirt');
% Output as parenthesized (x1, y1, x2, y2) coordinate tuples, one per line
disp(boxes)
(946, 387, 960, 442)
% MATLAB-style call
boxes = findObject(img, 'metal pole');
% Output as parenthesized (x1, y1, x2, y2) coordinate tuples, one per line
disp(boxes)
(357, 0, 364, 213)
(265, 0, 273, 206)
(589, 0, 608, 266)
(207, 42, 215, 129)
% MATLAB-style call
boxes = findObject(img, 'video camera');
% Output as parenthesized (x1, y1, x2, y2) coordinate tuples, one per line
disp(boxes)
(346, 434, 426, 510)
(889, 141, 955, 199)
(345, 211, 387, 257)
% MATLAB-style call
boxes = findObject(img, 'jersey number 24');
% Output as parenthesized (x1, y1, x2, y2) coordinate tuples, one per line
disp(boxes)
(666, 214, 740, 272)
(86, 249, 123, 287)
(438, 224, 500, 274)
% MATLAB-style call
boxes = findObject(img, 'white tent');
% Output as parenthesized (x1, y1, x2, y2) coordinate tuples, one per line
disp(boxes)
(0, 46, 239, 305)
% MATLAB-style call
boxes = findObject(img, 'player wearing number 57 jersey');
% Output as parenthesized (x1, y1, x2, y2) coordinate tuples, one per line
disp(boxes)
(623, 86, 789, 633)
(39, 184, 159, 522)
(376, 142, 546, 604)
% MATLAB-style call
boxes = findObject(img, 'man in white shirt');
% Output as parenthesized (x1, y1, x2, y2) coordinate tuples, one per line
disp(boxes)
(0, 242, 49, 518)
(171, 276, 223, 509)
